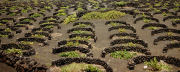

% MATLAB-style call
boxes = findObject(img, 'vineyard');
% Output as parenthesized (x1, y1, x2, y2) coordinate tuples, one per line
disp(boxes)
(0, 0, 180, 72)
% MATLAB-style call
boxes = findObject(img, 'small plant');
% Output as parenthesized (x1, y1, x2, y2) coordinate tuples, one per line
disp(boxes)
(171, 18, 180, 22)
(21, 9, 28, 13)
(142, 13, 147, 17)
(162, 12, 167, 16)
(154, 2, 161, 7)
(33, 0, 38, 6)
(154, 8, 161, 13)
(110, 50, 136, 59)
(2, 20, 9, 22)
(60, 6, 69, 9)
(173, 7, 179, 11)
(9, 12, 16, 16)
(56, 9, 67, 16)
(47, 18, 56, 21)
(26, 6, 32, 10)
(10, 6, 18, 11)
(20, 41, 34, 45)
(44, 6, 51, 10)
(82, 10, 126, 20)
(0, 34, 8, 37)
(114, 1, 128, 7)
(84, 65, 102, 72)
(103, 10, 126, 20)
(82, 11, 102, 20)
(144, 57, 171, 71)
(134, 9, 140, 13)
(125, 42, 137, 47)
(77, 7, 84, 12)
(39, 9, 46, 13)
(167, 32, 174, 36)
(134, 0, 138, 1)
(65, 41, 80, 47)
(0, 10, 6, 13)
(60, 63, 103, 72)
(174, 2, 180, 7)
(0, 23, 5, 26)
(99, 8, 108, 11)
(58, 51, 86, 57)
(36, 29, 43, 32)
(56, 12, 66, 16)
(76, 24, 89, 27)
(61, 63, 86, 72)
(72, 30, 91, 34)
(30, 13, 42, 18)
(5, 28, 12, 32)
(21, 19, 32, 22)
(63, 14, 78, 24)
(143, 18, 151, 23)
(41, 22, 55, 25)
(88, 0, 100, 9)
(110, 22, 122, 26)
(58, 9, 66, 13)
(5, 48, 23, 55)
(119, 36, 128, 39)
(32, 34, 45, 38)
(118, 28, 126, 33)
(70, 36, 91, 41)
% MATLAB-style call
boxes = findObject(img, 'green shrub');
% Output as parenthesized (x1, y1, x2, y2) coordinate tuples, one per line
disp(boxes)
(143, 18, 151, 23)
(0, 23, 5, 26)
(63, 14, 78, 24)
(44, 6, 51, 9)
(103, 10, 126, 20)
(172, 18, 180, 22)
(0, 35, 8, 37)
(75, 24, 89, 27)
(84, 65, 102, 72)
(82, 10, 126, 20)
(5, 48, 23, 55)
(110, 22, 122, 27)
(5, 28, 12, 32)
(30, 13, 42, 18)
(72, 30, 91, 34)
(70, 36, 91, 41)
(147, 26, 159, 30)
(60, 63, 103, 72)
(2, 20, 9, 22)
(77, 7, 84, 12)
(20, 41, 34, 45)
(32, 34, 45, 38)
(144, 57, 171, 71)
(58, 51, 86, 57)
(167, 32, 174, 36)
(21, 19, 32, 22)
(10, 6, 18, 11)
(110, 50, 136, 59)
(82, 11, 102, 20)
(114, 1, 128, 6)
(21, 9, 28, 13)
(0, 10, 6, 13)
(65, 41, 80, 47)
(118, 28, 126, 33)
(9, 12, 16, 16)
(125, 42, 137, 47)
(56, 12, 67, 16)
